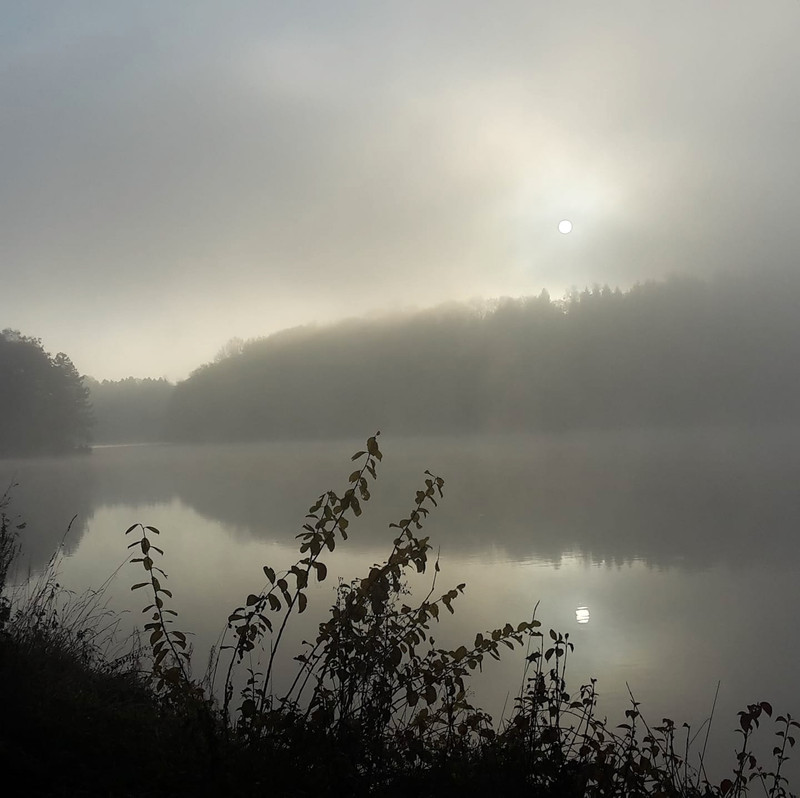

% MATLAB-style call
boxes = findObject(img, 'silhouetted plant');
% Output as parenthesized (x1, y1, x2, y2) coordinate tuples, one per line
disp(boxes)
(0, 512, 18, 632)
(118, 433, 798, 796)
(125, 522, 193, 696)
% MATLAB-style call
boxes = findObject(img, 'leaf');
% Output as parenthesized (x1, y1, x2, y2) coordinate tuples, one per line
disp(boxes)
(348, 470, 361, 483)
(367, 436, 382, 460)
(292, 568, 308, 589)
(246, 594, 259, 606)
(298, 593, 308, 613)
(314, 562, 327, 582)
(124, 524, 139, 535)
(351, 450, 366, 461)
(145, 526, 161, 535)
(131, 583, 148, 591)
(740, 714, 751, 732)
(277, 578, 291, 602)
(140, 538, 151, 554)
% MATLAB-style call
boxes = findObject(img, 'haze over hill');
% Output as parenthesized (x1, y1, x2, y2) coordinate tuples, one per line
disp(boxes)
(164, 270, 800, 441)
(6, 7, 800, 793)
(67, 269, 800, 445)
(4, 2, 800, 380)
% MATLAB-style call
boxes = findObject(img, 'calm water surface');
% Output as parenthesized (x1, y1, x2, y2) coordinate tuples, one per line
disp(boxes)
(3, 428, 799, 781)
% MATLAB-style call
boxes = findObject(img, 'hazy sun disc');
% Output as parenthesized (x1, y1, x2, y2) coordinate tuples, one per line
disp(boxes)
(558, 219, 573, 234)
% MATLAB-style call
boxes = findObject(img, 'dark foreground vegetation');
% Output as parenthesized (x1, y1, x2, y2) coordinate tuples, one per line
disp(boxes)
(1, 437, 797, 797)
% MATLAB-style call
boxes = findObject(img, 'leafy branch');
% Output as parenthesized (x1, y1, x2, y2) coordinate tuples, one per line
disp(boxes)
(125, 523, 191, 693)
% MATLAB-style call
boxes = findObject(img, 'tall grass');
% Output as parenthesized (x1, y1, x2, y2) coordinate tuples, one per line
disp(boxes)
(0, 497, 211, 795)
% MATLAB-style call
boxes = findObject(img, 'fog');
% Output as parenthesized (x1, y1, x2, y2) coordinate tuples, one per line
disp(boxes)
(5, 427, 800, 577)
(4, 4, 800, 787)
(3, 1, 800, 379)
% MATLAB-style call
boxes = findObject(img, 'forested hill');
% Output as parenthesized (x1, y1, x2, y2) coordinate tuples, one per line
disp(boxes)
(164, 270, 800, 442)
(0, 330, 93, 455)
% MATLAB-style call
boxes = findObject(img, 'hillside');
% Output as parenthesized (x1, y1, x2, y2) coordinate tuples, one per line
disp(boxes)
(163, 269, 800, 442)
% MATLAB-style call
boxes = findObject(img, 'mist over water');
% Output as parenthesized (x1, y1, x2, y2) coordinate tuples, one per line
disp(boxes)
(5, 3, 800, 790)
(3, 428, 799, 780)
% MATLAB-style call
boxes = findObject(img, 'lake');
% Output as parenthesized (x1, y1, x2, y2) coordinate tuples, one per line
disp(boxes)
(3, 427, 799, 783)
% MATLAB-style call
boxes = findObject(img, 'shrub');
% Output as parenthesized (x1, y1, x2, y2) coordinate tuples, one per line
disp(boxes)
(122, 434, 798, 796)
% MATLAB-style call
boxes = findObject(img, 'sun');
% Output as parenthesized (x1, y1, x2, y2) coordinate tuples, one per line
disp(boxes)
(558, 219, 573, 234)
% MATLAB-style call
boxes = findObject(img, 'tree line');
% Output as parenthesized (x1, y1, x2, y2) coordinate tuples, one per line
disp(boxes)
(85, 377, 174, 444)
(8, 268, 798, 452)
(0, 330, 93, 455)
(163, 268, 800, 442)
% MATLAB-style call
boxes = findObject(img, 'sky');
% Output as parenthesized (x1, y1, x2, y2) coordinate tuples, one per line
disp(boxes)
(2, 0, 800, 381)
